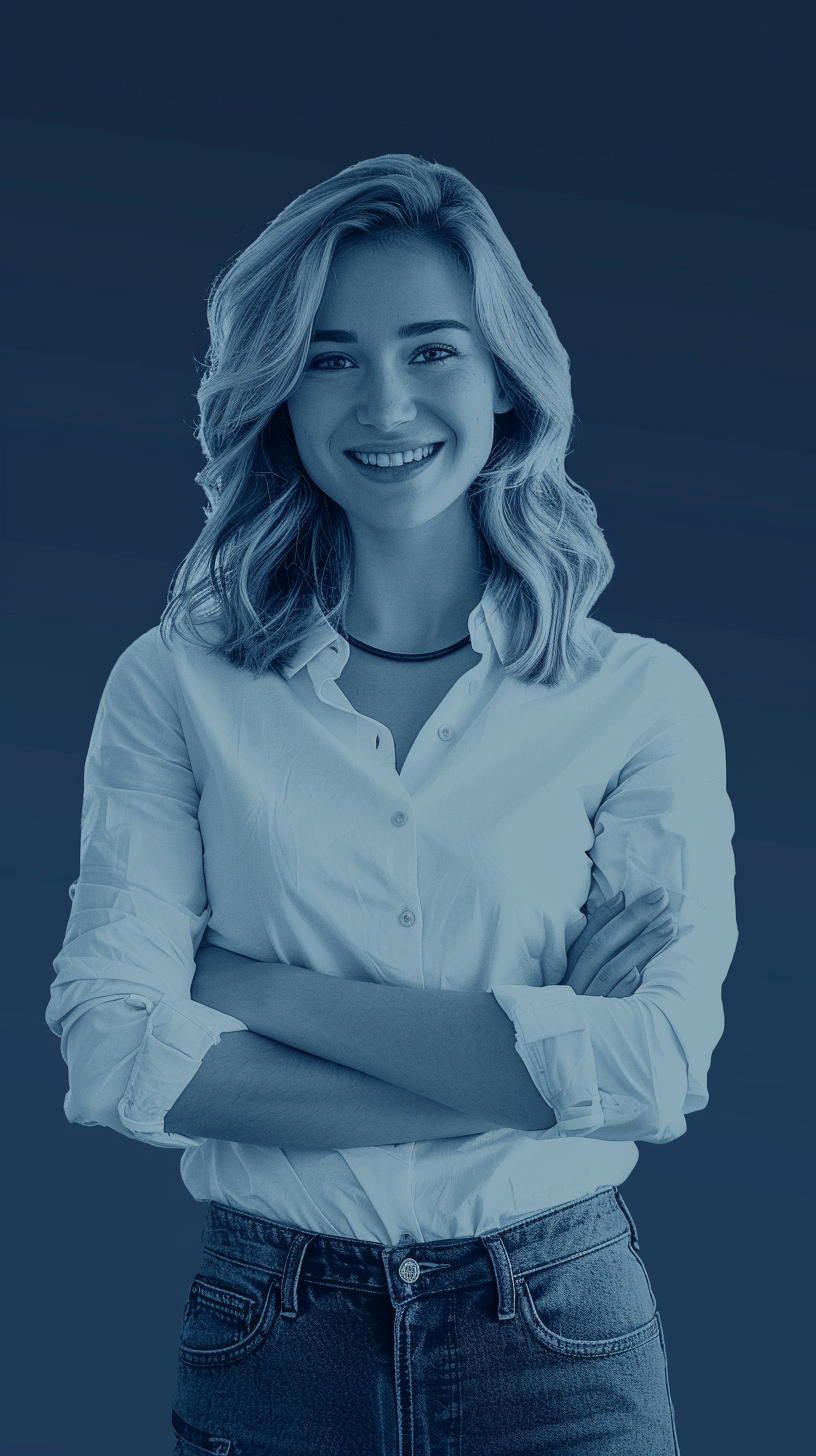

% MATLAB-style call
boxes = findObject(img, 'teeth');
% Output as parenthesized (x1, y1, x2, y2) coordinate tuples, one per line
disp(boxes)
(351, 444, 437, 467)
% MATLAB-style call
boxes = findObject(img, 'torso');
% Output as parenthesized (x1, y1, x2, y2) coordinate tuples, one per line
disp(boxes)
(337, 642, 482, 773)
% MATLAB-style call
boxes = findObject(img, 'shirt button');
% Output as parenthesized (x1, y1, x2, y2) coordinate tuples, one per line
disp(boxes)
(399, 1233, 412, 1243)
(398, 909, 415, 927)
(468, 680, 480, 695)
(391, 810, 408, 827)
(437, 724, 455, 740)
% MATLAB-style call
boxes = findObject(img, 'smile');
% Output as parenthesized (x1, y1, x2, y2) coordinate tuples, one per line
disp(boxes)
(343, 441, 446, 483)
(346, 441, 444, 469)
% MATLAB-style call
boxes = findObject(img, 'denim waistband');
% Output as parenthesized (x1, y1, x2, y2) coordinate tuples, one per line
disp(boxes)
(200, 1186, 640, 1324)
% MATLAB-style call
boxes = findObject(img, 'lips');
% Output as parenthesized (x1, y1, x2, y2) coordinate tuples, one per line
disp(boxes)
(345, 441, 444, 467)
(344, 440, 446, 480)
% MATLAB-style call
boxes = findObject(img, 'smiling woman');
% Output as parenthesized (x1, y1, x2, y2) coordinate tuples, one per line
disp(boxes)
(283, 235, 515, 745)
(159, 153, 613, 688)
(46, 153, 736, 1454)
(294, 259, 507, 516)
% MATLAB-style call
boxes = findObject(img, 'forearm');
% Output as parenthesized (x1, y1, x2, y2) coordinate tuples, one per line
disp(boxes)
(191, 950, 557, 1133)
(163, 1027, 506, 1150)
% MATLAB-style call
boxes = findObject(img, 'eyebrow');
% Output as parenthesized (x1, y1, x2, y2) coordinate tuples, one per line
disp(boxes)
(310, 319, 472, 343)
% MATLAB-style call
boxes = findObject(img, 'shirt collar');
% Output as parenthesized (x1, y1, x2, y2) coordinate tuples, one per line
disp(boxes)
(478, 584, 510, 665)
(281, 580, 510, 680)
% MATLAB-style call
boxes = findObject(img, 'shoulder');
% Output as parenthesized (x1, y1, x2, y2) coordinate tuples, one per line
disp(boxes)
(99, 615, 228, 712)
(586, 617, 713, 701)
(114, 615, 228, 679)
(583, 620, 723, 759)
(102, 625, 165, 686)
(89, 629, 176, 731)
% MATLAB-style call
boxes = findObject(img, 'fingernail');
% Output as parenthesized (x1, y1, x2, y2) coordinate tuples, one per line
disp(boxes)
(645, 888, 666, 903)
(608, 891, 624, 907)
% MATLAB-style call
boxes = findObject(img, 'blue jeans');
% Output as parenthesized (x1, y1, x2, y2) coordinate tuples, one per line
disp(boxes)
(172, 1187, 680, 1454)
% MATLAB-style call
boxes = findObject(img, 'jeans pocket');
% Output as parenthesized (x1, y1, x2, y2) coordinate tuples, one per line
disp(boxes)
(178, 1246, 281, 1369)
(519, 1231, 660, 1358)
(172, 1406, 232, 1452)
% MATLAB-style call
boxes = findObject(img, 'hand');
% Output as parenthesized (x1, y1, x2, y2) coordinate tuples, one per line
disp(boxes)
(563, 889, 677, 999)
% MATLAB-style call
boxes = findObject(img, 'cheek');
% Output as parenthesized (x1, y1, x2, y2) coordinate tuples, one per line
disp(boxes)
(449, 375, 499, 433)
(287, 401, 327, 464)
(459, 401, 497, 459)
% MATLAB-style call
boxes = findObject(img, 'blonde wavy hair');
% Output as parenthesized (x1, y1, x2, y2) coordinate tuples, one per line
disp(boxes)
(160, 153, 614, 685)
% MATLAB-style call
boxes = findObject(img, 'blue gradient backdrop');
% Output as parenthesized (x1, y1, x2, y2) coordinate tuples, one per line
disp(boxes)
(1, 3, 813, 1452)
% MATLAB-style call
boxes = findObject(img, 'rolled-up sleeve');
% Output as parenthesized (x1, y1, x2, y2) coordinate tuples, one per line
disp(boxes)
(493, 642, 738, 1144)
(45, 630, 247, 1150)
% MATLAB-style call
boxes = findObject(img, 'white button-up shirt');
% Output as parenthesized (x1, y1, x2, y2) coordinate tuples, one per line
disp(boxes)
(45, 588, 737, 1245)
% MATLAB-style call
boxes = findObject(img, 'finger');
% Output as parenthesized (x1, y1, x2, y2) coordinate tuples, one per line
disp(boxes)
(605, 969, 642, 999)
(566, 898, 625, 970)
(569, 894, 671, 980)
(582, 959, 642, 997)
(568, 920, 676, 996)
(567, 916, 673, 994)
(566, 888, 650, 970)
(588, 924, 678, 996)
(580, 949, 644, 997)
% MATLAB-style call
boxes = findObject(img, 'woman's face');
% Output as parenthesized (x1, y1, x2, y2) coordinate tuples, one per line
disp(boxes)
(286, 235, 511, 533)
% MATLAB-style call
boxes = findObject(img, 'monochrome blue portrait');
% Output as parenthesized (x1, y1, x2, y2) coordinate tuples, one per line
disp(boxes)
(45, 155, 737, 1454)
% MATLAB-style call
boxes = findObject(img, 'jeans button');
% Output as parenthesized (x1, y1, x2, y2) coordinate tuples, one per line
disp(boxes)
(398, 1258, 421, 1284)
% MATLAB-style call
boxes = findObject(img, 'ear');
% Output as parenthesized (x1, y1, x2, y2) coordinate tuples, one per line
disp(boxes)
(492, 370, 514, 415)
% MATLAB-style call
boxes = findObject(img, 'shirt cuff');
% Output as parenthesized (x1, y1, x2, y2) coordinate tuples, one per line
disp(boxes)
(491, 983, 603, 1137)
(118, 994, 248, 1149)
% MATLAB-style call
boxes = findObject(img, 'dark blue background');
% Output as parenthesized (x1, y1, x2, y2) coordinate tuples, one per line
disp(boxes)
(2, 3, 813, 1451)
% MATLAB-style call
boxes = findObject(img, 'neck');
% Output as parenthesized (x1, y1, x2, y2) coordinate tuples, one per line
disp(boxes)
(342, 498, 491, 652)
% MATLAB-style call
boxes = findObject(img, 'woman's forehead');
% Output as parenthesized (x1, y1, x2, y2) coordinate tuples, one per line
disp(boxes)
(317, 236, 472, 327)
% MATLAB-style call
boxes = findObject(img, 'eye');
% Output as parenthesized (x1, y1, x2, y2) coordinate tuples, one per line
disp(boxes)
(413, 345, 460, 365)
(307, 344, 461, 372)
(308, 353, 354, 371)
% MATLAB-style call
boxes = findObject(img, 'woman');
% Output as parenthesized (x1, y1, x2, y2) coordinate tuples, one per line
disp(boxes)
(46, 155, 737, 1454)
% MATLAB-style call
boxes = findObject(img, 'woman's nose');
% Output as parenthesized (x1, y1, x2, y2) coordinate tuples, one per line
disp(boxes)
(355, 371, 418, 432)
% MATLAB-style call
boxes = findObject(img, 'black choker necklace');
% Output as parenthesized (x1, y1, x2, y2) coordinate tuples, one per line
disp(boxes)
(343, 631, 472, 662)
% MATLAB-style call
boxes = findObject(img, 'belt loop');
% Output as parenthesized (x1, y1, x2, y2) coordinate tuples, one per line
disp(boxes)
(481, 1233, 516, 1321)
(613, 1187, 641, 1250)
(279, 1232, 315, 1319)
